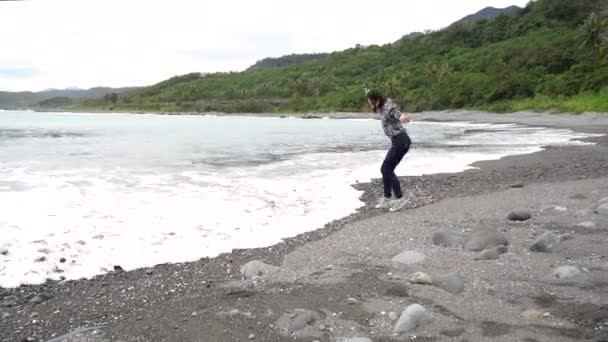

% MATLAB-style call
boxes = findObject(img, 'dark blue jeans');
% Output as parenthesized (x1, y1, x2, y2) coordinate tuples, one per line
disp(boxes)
(381, 132, 411, 199)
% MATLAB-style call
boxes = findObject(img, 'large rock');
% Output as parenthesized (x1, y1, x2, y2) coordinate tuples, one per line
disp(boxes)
(553, 266, 581, 280)
(464, 231, 508, 252)
(432, 273, 465, 294)
(431, 230, 465, 248)
(507, 210, 532, 222)
(392, 251, 427, 265)
(288, 310, 323, 332)
(240, 260, 279, 279)
(530, 231, 560, 253)
(393, 304, 431, 334)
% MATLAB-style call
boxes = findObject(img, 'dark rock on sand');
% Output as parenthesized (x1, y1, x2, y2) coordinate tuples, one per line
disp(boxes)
(240, 260, 279, 279)
(507, 210, 532, 221)
(1, 299, 17, 308)
(569, 193, 588, 200)
(393, 304, 431, 333)
(34, 256, 47, 263)
(464, 231, 508, 252)
(0, 248, 8, 256)
(113, 265, 124, 272)
(432, 230, 465, 248)
(391, 251, 427, 265)
(60, 258, 66, 263)
(510, 183, 524, 188)
(530, 231, 561, 253)
(432, 273, 465, 294)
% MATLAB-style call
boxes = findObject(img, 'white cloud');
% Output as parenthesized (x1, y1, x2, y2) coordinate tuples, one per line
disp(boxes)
(0, 0, 530, 91)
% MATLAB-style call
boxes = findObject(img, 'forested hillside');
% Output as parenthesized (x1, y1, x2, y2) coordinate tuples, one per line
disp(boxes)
(72, 0, 607, 113)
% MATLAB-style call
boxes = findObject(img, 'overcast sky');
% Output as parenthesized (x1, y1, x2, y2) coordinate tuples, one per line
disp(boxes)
(0, 0, 530, 91)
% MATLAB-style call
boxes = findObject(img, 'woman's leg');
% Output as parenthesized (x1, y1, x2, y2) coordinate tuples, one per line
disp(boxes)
(381, 147, 398, 198)
(390, 134, 411, 199)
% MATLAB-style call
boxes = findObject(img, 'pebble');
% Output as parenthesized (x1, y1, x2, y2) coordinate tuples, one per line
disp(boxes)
(346, 297, 359, 305)
(393, 304, 431, 334)
(0, 248, 8, 256)
(510, 183, 524, 188)
(578, 221, 596, 228)
(34, 256, 47, 263)
(530, 231, 560, 253)
(113, 265, 124, 272)
(29, 293, 51, 305)
(464, 231, 508, 252)
(409, 272, 433, 285)
(523, 309, 542, 320)
(60, 258, 66, 263)
(288, 309, 323, 332)
(475, 249, 499, 260)
(553, 265, 582, 280)
(389, 311, 399, 320)
(432, 273, 465, 294)
(391, 251, 427, 265)
(343, 338, 373, 342)
(248, 333, 255, 340)
(594, 203, 608, 216)
(569, 193, 587, 200)
(431, 230, 465, 248)
(507, 210, 532, 221)
(2, 312, 11, 319)
(240, 260, 279, 279)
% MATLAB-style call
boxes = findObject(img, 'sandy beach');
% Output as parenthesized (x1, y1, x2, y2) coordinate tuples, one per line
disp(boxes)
(1, 111, 607, 342)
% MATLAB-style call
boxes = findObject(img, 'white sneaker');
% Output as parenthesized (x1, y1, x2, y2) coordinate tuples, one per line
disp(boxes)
(389, 198, 408, 212)
(374, 197, 393, 209)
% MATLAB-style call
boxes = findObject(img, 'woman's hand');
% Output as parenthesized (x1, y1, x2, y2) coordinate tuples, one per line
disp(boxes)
(399, 113, 411, 124)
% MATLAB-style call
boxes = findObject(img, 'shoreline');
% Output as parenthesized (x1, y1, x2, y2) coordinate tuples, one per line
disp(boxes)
(1, 111, 608, 341)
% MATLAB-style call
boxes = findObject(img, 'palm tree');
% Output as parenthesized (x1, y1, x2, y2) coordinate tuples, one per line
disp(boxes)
(579, 12, 608, 70)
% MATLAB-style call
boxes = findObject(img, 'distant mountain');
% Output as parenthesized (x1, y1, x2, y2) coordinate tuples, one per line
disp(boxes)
(457, 5, 522, 24)
(248, 53, 330, 69)
(0, 87, 139, 109)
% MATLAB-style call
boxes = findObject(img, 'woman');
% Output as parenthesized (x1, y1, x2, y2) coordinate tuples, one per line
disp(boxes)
(365, 89, 411, 212)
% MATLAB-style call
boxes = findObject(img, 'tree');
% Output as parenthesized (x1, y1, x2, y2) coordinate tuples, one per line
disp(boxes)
(579, 12, 608, 70)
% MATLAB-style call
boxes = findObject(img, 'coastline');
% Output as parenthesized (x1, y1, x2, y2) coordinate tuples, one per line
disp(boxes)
(1, 111, 608, 342)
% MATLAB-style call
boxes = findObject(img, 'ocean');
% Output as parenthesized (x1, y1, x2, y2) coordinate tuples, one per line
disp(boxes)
(0, 110, 593, 287)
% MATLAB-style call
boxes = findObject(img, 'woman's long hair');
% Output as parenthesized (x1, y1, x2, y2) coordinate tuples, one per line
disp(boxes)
(366, 91, 386, 113)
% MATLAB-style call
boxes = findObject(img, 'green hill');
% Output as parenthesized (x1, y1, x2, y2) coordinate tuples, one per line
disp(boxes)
(0, 87, 138, 109)
(457, 6, 522, 24)
(73, 0, 607, 114)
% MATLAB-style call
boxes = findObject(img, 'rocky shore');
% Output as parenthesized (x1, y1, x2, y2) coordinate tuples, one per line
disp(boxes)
(1, 112, 607, 342)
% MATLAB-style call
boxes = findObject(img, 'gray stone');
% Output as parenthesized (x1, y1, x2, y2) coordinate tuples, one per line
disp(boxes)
(346, 297, 359, 305)
(391, 251, 427, 265)
(475, 249, 499, 261)
(599, 197, 608, 204)
(343, 338, 373, 342)
(248, 333, 255, 340)
(530, 231, 561, 253)
(1, 312, 10, 319)
(393, 304, 431, 334)
(410, 272, 432, 285)
(464, 231, 508, 252)
(578, 221, 596, 228)
(594, 203, 608, 216)
(389, 311, 399, 320)
(34, 256, 46, 263)
(569, 193, 588, 200)
(0, 248, 8, 256)
(508, 210, 532, 221)
(431, 230, 465, 248)
(240, 260, 279, 279)
(495, 245, 508, 255)
(553, 265, 581, 280)
(432, 273, 465, 294)
(510, 183, 524, 188)
(29, 293, 51, 305)
(288, 310, 323, 332)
